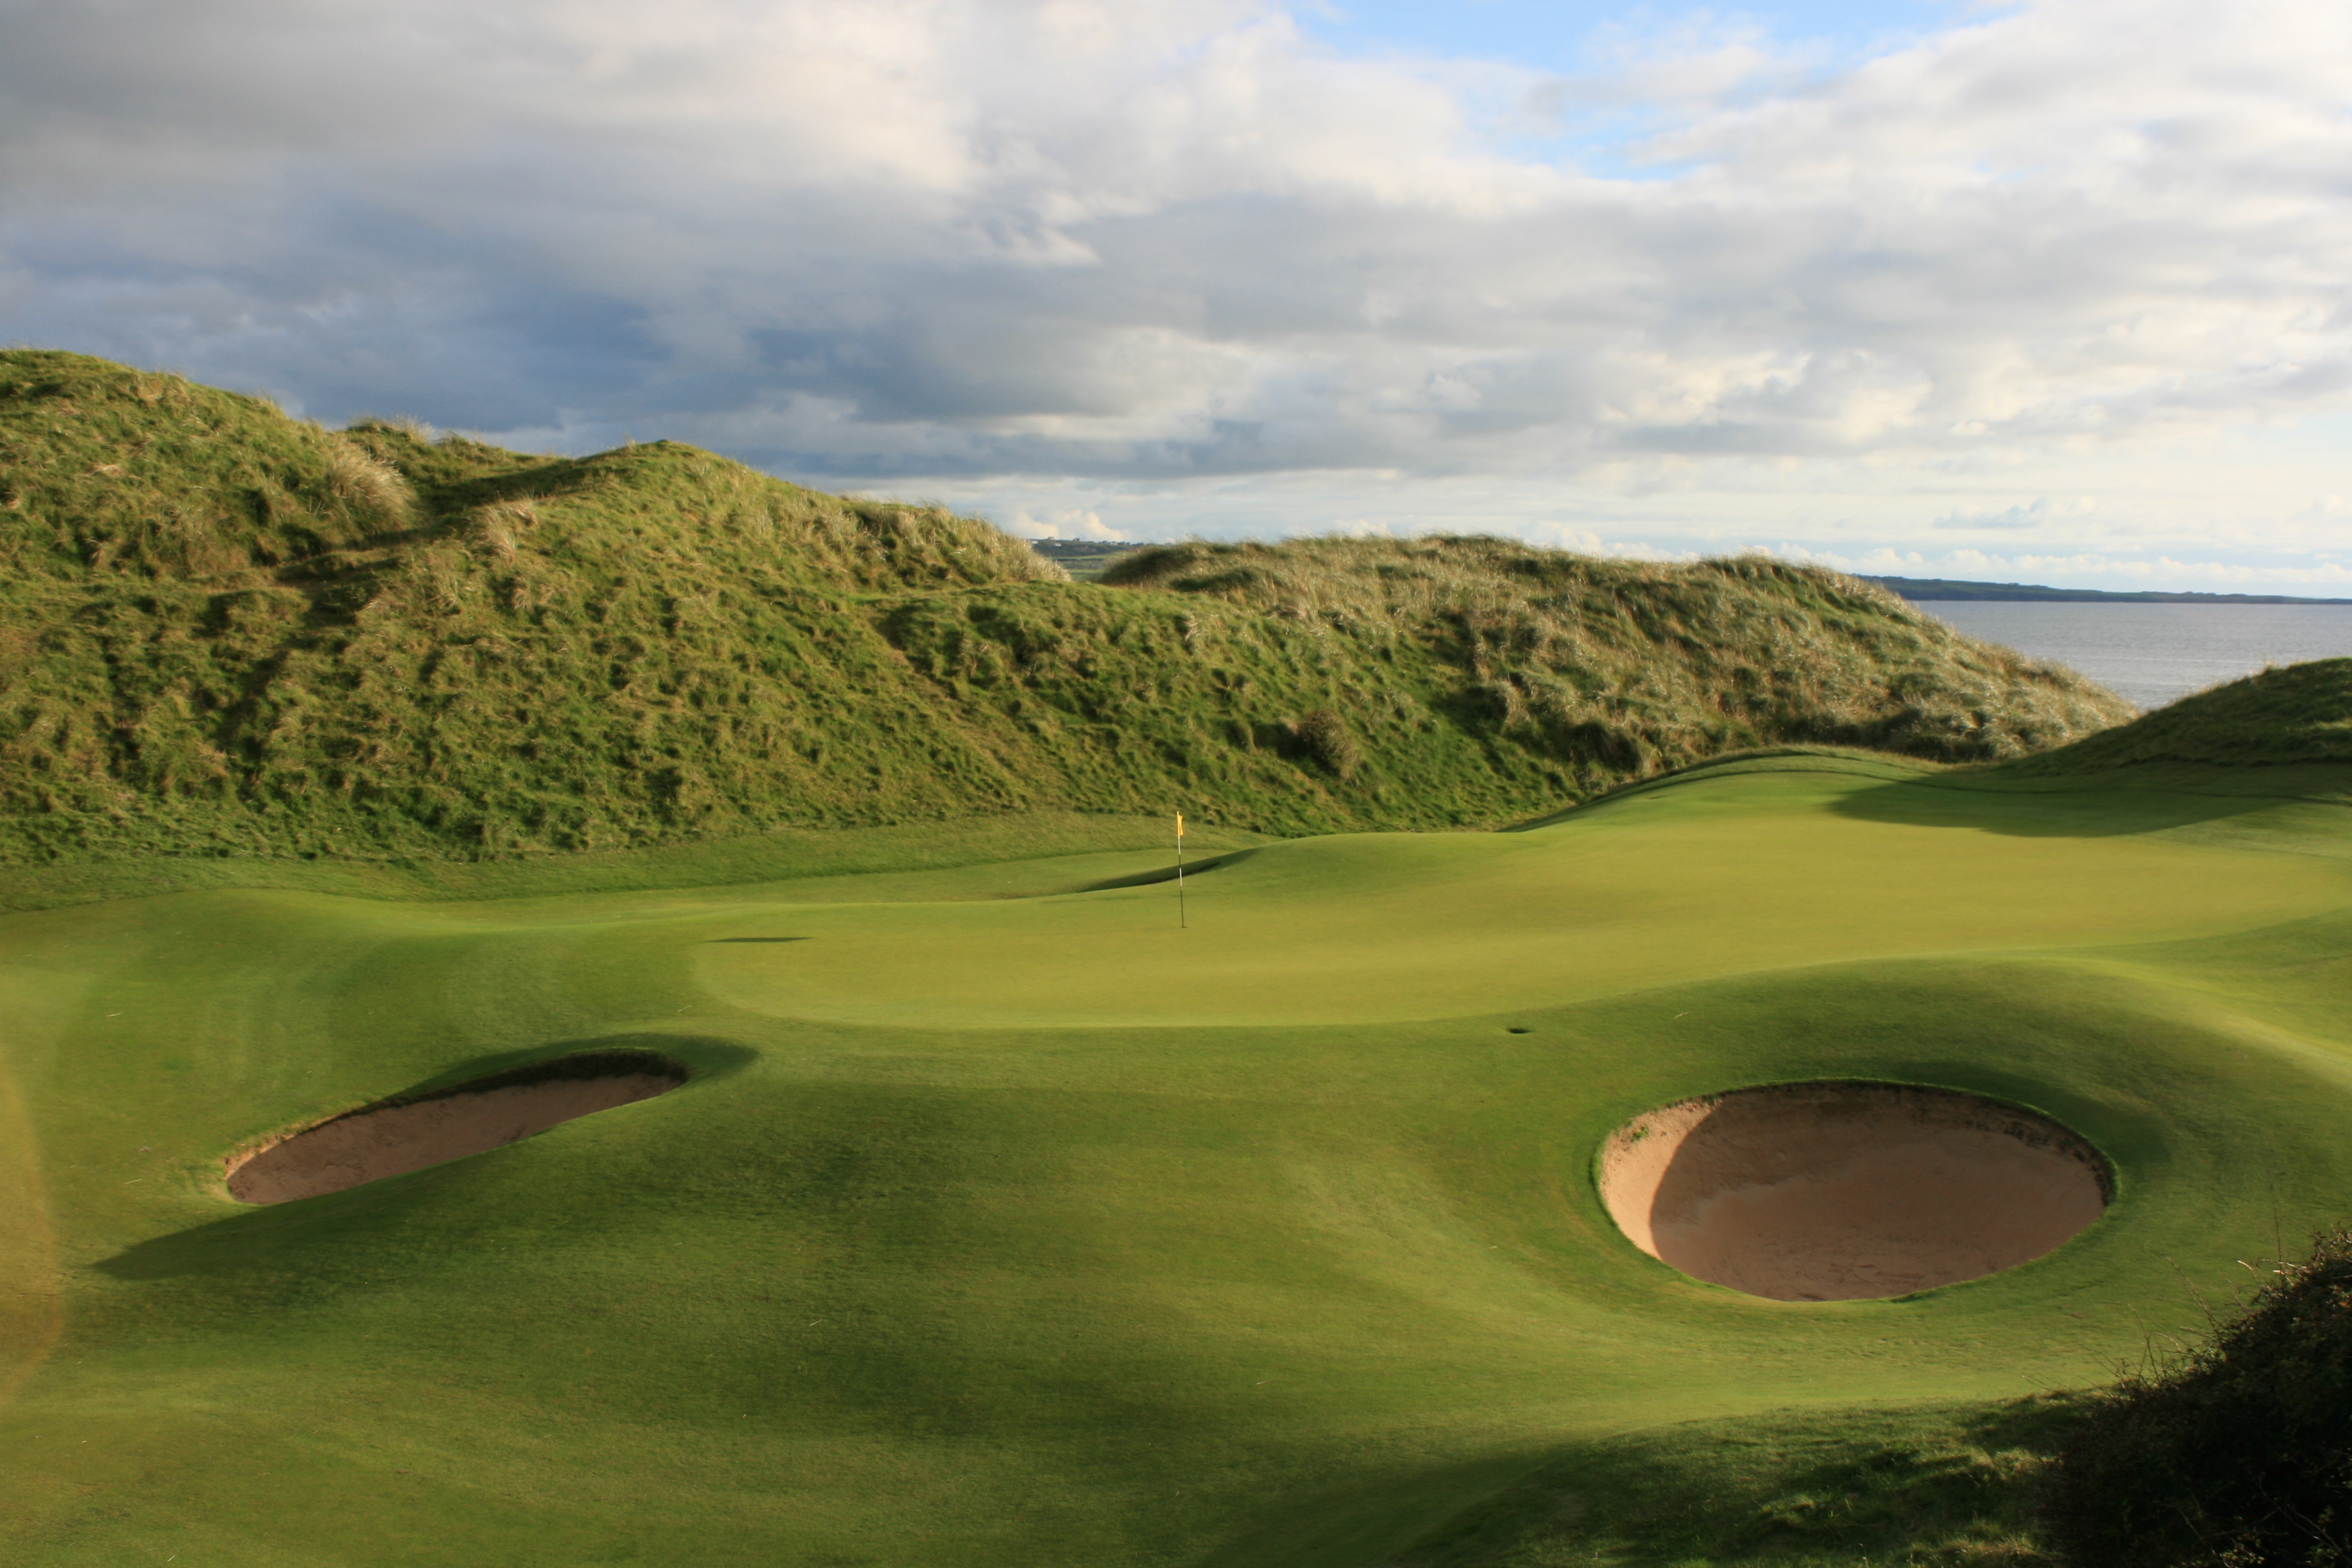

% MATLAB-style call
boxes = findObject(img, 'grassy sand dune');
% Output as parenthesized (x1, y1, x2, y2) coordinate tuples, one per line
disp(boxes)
(2, 350, 2131, 867)
(2000, 656, 2352, 777)
(1, 736, 2347, 1564)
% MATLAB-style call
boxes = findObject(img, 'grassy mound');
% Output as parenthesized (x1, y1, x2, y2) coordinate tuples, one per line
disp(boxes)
(1106, 538, 2129, 773)
(1, 349, 2131, 866)
(2043, 1226, 2352, 1567)
(2004, 658, 2352, 776)
(0, 350, 1073, 862)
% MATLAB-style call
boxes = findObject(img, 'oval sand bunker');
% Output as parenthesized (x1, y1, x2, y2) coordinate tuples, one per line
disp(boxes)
(227, 1051, 687, 1204)
(1600, 1082, 2111, 1301)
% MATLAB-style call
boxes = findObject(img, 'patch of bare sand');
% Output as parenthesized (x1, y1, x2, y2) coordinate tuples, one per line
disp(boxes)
(227, 1063, 683, 1204)
(1600, 1082, 2110, 1302)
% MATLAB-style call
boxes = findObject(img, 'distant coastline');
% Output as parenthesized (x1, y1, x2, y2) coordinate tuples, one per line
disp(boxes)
(1028, 537, 1152, 581)
(1861, 575, 2352, 606)
(1027, 538, 1150, 556)
(1025, 545, 2352, 607)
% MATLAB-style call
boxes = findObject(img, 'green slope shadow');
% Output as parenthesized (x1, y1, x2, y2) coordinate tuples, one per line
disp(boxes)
(1502, 746, 1936, 832)
(1077, 848, 1259, 892)
(390, 1033, 759, 1100)
(94, 1144, 509, 1283)
(1824, 771, 2308, 840)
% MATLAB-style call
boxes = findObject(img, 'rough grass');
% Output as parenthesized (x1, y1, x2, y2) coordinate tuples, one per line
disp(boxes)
(1103, 537, 2131, 776)
(1393, 1396, 2085, 1566)
(2000, 658, 2352, 775)
(1, 349, 2132, 866)
(2041, 1226, 2352, 1568)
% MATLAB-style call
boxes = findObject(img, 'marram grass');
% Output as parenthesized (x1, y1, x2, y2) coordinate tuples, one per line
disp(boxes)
(2, 348, 2131, 871)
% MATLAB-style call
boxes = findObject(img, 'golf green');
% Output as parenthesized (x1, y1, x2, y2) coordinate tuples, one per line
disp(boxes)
(2, 753, 2348, 1564)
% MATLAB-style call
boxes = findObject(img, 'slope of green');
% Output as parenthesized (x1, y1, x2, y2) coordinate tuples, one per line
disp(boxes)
(690, 764, 2352, 1029)
(1, 350, 2133, 869)
(1, 756, 2348, 1565)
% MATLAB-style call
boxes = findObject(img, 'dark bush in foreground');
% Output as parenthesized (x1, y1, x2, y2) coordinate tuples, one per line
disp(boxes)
(2043, 1226, 2352, 1566)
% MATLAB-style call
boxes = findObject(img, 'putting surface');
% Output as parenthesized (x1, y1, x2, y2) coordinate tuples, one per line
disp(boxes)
(2, 757, 2350, 1564)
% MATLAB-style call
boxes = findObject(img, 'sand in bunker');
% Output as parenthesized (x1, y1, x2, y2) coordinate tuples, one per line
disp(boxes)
(228, 1072, 679, 1204)
(1601, 1083, 2110, 1302)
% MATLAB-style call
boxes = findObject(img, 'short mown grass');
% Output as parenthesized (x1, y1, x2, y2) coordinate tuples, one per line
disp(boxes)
(3, 750, 2350, 1565)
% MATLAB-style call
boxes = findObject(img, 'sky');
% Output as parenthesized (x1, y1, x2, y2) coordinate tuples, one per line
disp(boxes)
(3, 0, 2348, 589)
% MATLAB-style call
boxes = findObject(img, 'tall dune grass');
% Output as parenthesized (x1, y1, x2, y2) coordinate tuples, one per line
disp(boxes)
(0, 348, 2133, 863)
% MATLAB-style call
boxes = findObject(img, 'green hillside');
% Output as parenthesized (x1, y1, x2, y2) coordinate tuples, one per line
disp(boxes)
(0, 350, 2133, 869)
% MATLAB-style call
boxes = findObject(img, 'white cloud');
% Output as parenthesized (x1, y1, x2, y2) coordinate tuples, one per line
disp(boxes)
(1929, 495, 2100, 533)
(1, 0, 2347, 577)
(1000, 505, 1121, 540)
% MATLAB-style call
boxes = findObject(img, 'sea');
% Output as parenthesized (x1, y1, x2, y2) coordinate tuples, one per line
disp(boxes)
(1916, 601, 2352, 711)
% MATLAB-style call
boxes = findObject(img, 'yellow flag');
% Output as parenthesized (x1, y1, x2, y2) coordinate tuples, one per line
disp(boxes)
(1175, 813, 1184, 838)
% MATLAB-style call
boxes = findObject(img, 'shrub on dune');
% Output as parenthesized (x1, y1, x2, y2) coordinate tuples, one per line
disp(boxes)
(2042, 1226, 2352, 1567)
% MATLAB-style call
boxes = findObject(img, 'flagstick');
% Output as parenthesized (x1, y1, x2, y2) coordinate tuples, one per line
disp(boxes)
(1175, 812, 1186, 930)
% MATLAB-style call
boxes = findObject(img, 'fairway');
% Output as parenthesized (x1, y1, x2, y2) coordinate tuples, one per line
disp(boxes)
(3, 754, 2350, 1564)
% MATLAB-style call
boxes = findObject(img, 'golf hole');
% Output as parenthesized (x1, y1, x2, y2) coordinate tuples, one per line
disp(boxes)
(226, 1050, 688, 1204)
(1599, 1082, 2111, 1301)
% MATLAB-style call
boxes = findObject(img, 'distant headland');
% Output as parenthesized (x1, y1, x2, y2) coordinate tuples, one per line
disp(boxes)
(1031, 546, 2352, 606)
(1863, 575, 2352, 606)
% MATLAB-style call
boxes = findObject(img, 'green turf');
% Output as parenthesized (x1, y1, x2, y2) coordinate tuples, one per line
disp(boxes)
(2, 750, 2348, 1564)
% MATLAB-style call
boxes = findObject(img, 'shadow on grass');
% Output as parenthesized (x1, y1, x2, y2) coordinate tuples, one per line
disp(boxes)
(1826, 771, 2295, 840)
(1192, 1448, 1545, 1568)
(95, 1033, 758, 1283)
(1509, 745, 2349, 841)
(1079, 848, 1259, 892)
(389, 1032, 759, 1099)
(1209, 1395, 2086, 1568)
